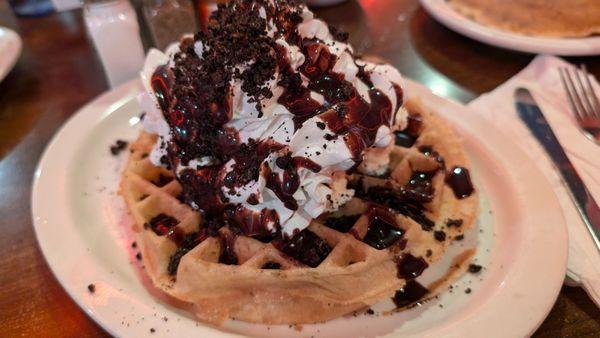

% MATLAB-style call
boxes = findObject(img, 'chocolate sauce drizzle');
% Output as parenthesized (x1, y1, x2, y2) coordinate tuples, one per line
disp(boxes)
(446, 166, 474, 199)
(349, 182, 435, 231)
(397, 254, 428, 279)
(403, 171, 436, 203)
(362, 207, 404, 250)
(323, 214, 361, 233)
(392, 280, 429, 308)
(144, 214, 183, 243)
(392, 253, 430, 308)
(278, 39, 397, 161)
(167, 230, 209, 275)
(418, 145, 445, 167)
(274, 229, 332, 267)
(394, 114, 422, 148)
(264, 153, 322, 211)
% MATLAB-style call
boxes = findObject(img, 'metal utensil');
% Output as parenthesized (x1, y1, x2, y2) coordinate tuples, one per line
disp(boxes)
(515, 87, 600, 252)
(558, 65, 600, 145)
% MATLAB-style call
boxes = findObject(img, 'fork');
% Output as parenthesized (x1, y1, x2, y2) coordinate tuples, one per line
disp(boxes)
(559, 65, 600, 145)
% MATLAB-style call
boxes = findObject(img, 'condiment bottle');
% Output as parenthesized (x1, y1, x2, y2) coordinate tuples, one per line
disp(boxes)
(142, 0, 198, 51)
(84, 0, 146, 87)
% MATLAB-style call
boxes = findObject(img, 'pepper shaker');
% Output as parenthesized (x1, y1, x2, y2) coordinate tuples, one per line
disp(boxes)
(142, 0, 198, 51)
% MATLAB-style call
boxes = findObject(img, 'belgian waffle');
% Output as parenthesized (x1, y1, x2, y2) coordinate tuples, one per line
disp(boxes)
(120, 97, 478, 324)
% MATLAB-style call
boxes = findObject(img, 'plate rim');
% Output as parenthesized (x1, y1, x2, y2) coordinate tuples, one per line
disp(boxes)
(419, 0, 600, 56)
(31, 79, 568, 337)
(0, 26, 22, 82)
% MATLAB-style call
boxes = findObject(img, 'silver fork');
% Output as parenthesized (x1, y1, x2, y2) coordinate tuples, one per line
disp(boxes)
(559, 65, 600, 145)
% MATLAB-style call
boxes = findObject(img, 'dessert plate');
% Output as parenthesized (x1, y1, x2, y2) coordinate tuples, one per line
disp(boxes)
(420, 0, 600, 56)
(32, 78, 567, 337)
(0, 26, 22, 82)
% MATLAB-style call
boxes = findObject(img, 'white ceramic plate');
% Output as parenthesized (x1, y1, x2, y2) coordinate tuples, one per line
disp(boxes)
(420, 0, 600, 56)
(32, 79, 567, 337)
(0, 26, 22, 82)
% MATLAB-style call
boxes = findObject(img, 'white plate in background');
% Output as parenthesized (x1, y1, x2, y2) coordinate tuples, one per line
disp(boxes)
(31, 79, 567, 337)
(420, 0, 600, 56)
(0, 26, 22, 82)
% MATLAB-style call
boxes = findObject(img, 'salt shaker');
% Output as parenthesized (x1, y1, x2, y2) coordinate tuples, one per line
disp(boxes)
(84, 0, 146, 87)
(142, 0, 198, 51)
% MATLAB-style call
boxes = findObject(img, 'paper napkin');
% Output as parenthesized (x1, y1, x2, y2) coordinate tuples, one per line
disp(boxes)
(468, 55, 600, 307)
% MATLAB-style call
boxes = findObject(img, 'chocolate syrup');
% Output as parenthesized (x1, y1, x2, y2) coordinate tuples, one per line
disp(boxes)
(153, 173, 174, 187)
(402, 171, 435, 203)
(277, 85, 323, 128)
(218, 232, 238, 265)
(224, 204, 280, 238)
(323, 214, 361, 233)
(354, 185, 435, 231)
(275, 229, 331, 267)
(392, 280, 429, 308)
(264, 154, 322, 211)
(280, 40, 396, 161)
(394, 114, 423, 148)
(418, 145, 445, 166)
(397, 254, 428, 279)
(363, 207, 404, 249)
(446, 166, 474, 199)
(246, 194, 259, 205)
(167, 230, 209, 275)
(151, 65, 173, 113)
(145, 214, 179, 236)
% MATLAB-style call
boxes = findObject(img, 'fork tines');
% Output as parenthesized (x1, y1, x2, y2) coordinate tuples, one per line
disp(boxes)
(559, 65, 600, 121)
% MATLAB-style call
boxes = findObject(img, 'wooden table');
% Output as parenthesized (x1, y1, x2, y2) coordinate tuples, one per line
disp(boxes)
(1, 0, 599, 336)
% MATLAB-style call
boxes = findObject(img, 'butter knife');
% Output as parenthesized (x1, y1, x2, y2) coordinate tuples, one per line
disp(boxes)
(515, 87, 600, 251)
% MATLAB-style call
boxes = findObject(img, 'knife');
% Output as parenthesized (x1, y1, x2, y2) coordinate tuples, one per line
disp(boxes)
(515, 88, 600, 252)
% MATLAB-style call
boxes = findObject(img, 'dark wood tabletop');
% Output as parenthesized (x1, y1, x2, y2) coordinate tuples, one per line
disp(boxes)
(1, 0, 599, 336)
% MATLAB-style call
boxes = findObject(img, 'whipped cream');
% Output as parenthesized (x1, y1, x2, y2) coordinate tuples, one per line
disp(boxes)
(138, 1, 407, 236)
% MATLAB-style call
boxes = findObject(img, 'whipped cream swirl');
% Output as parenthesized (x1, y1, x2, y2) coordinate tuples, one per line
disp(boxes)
(138, 1, 407, 236)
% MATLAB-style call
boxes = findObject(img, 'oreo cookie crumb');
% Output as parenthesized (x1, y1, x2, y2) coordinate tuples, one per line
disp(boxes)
(87, 284, 95, 293)
(433, 230, 446, 242)
(445, 218, 463, 227)
(468, 264, 482, 273)
(328, 24, 349, 42)
(465, 288, 472, 294)
(110, 140, 128, 156)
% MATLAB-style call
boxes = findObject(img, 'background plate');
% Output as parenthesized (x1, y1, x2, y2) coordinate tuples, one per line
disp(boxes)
(420, 0, 600, 56)
(32, 79, 567, 337)
(0, 26, 22, 82)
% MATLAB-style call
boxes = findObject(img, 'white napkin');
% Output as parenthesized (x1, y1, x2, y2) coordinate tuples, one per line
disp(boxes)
(468, 55, 600, 307)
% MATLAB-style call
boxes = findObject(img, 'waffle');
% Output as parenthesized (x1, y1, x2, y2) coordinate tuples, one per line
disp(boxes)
(120, 97, 478, 325)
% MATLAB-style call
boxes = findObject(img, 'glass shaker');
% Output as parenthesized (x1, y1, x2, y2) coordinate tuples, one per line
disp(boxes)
(84, 0, 146, 87)
(142, 0, 198, 51)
